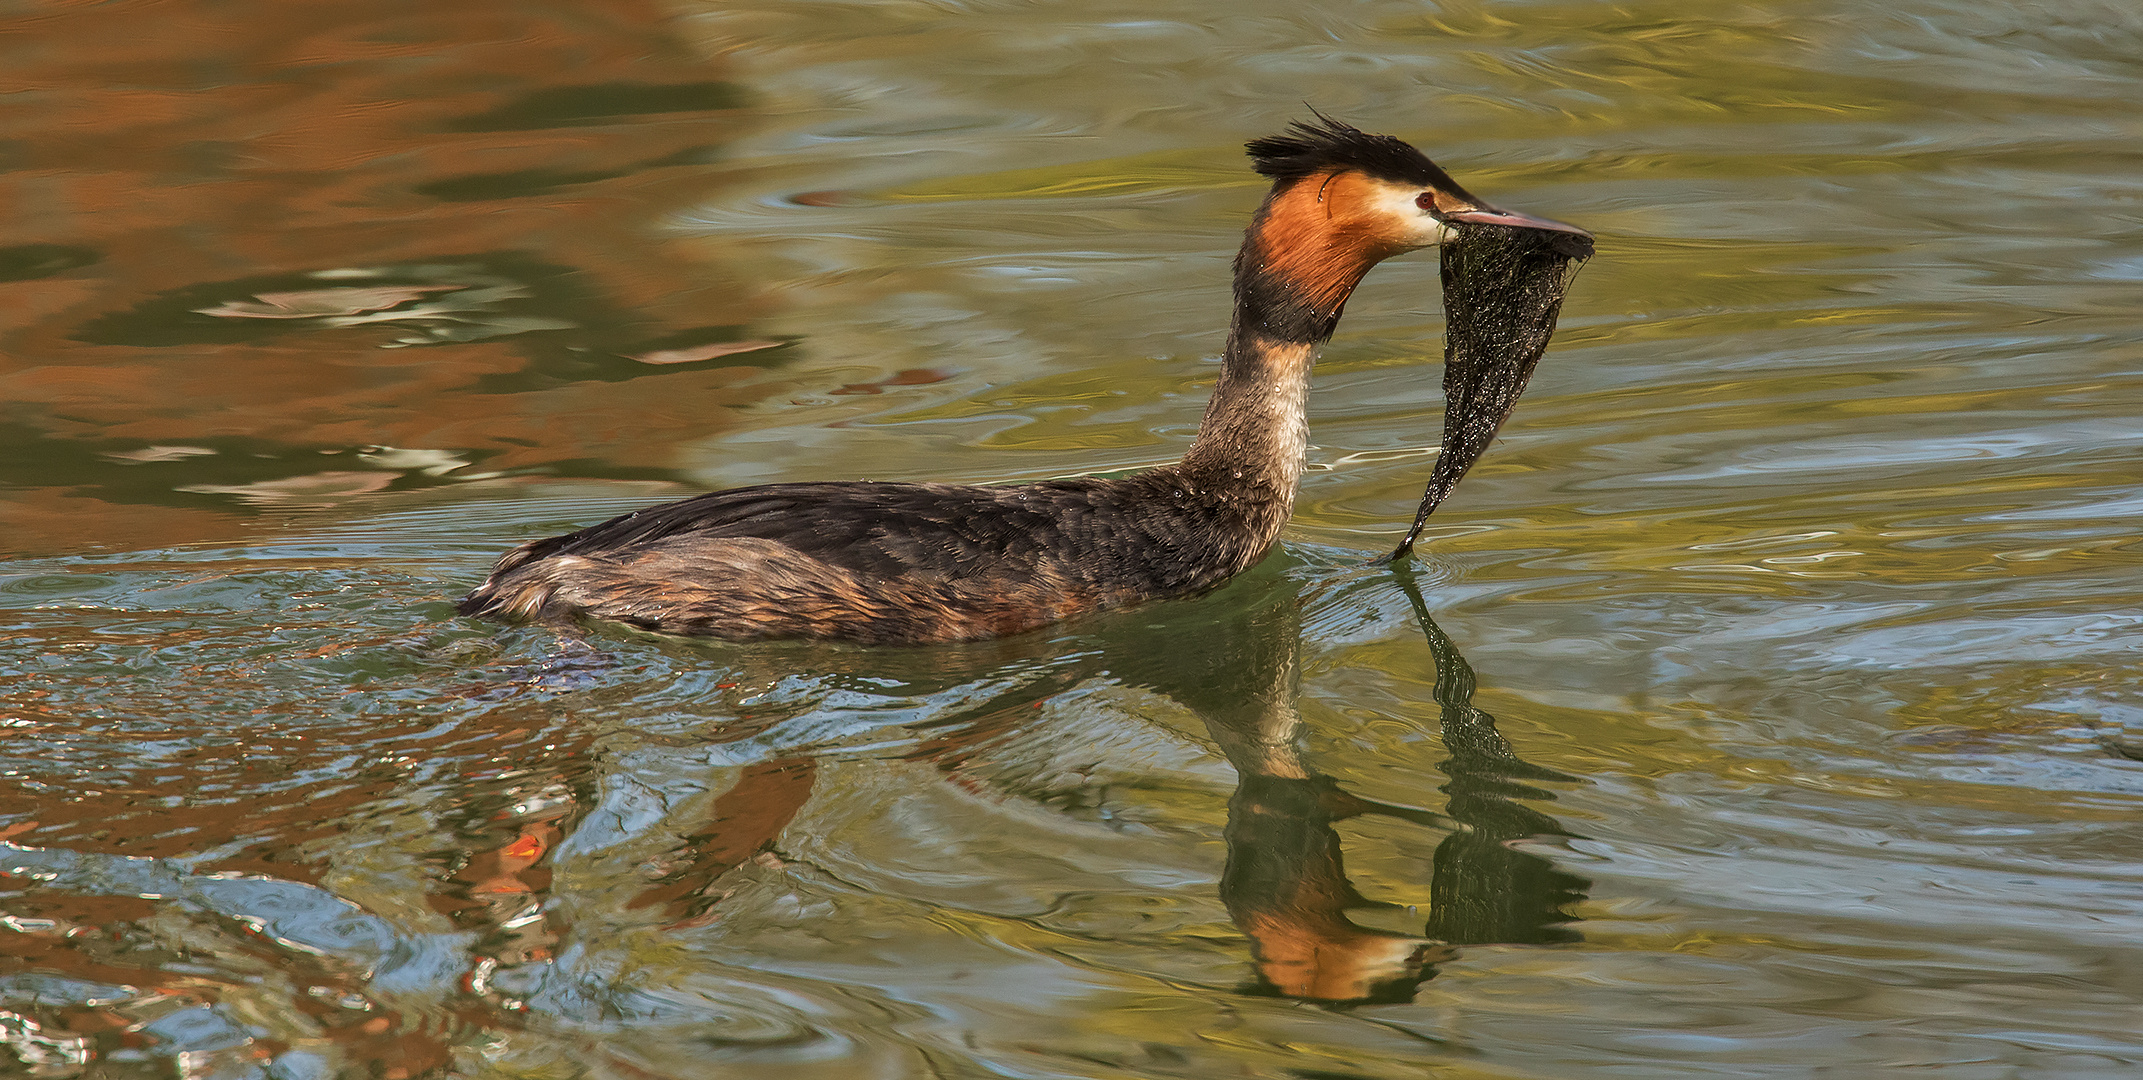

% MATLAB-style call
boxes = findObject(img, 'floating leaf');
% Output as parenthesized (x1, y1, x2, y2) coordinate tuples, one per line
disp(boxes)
(194, 285, 465, 320)
(103, 445, 218, 464)
(180, 471, 394, 508)
(629, 340, 783, 365)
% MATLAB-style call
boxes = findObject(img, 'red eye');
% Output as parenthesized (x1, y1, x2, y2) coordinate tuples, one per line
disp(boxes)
(1415, 192, 1436, 211)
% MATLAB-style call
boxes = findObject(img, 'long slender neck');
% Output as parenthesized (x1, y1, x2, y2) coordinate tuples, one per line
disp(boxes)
(1179, 333, 1313, 502)
(1179, 175, 1386, 505)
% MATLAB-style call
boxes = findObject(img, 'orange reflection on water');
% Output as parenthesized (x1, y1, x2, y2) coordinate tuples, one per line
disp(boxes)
(0, 0, 779, 553)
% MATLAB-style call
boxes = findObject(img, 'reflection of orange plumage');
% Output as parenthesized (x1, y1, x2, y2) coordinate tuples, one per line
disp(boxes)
(1180, 576, 1588, 1006)
(1242, 912, 1455, 1003)
(1223, 774, 1451, 1003)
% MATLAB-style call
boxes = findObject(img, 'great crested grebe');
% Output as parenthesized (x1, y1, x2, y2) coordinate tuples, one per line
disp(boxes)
(458, 117, 1592, 645)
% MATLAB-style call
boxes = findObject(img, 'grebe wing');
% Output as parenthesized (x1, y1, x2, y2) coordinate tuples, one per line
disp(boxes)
(506, 480, 1078, 580)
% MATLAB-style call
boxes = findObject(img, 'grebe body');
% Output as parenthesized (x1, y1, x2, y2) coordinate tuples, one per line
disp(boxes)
(458, 118, 1591, 644)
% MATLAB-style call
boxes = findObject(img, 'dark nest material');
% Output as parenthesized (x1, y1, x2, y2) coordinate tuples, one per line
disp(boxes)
(1385, 221, 1592, 561)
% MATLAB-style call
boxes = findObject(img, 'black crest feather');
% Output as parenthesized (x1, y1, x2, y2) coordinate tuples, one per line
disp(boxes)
(1245, 114, 1463, 192)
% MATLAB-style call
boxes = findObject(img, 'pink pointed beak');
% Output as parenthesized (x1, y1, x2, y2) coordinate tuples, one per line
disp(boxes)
(1444, 205, 1594, 260)
(1442, 205, 1593, 241)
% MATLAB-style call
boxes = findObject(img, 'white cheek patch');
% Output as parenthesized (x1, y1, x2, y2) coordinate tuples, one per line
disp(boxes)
(1367, 182, 1455, 249)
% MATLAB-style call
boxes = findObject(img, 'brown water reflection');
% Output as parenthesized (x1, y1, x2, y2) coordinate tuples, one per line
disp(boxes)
(0, 0, 777, 554)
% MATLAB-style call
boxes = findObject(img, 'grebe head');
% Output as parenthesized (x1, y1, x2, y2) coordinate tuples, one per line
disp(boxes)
(1246, 115, 1593, 259)
(1233, 116, 1592, 344)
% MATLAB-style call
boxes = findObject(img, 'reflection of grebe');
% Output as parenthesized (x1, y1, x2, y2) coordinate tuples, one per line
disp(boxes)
(1127, 572, 1586, 1004)
(458, 118, 1590, 644)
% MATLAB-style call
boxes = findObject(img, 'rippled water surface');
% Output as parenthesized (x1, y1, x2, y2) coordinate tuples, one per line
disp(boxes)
(5, 0, 2141, 1076)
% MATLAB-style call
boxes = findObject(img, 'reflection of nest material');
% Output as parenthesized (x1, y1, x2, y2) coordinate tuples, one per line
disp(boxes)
(1409, 575, 1589, 947)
